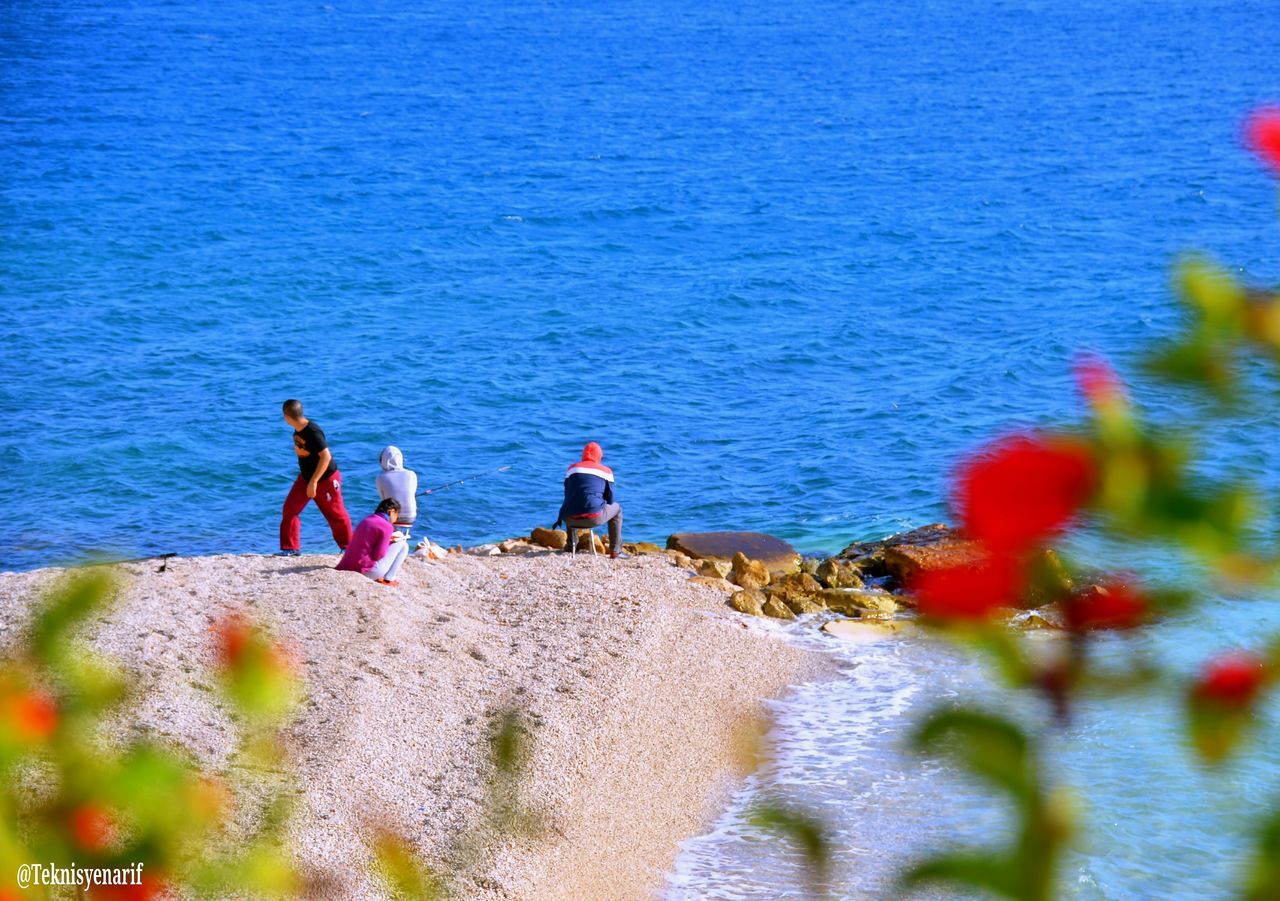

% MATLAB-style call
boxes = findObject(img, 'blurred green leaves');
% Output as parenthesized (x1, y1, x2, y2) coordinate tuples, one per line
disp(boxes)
(0, 572, 304, 899)
(902, 708, 1072, 901)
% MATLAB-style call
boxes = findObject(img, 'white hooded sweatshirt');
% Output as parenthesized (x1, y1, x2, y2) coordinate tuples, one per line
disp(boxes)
(376, 446, 418, 525)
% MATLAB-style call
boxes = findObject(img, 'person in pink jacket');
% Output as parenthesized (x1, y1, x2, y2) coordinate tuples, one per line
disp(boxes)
(336, 498, 408, 586)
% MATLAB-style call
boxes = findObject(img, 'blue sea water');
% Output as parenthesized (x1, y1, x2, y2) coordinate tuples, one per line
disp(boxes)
(4, 0, 1280, 896)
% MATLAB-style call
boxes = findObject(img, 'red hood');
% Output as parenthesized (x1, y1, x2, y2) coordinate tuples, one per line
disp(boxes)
(581, 442, 603, 464)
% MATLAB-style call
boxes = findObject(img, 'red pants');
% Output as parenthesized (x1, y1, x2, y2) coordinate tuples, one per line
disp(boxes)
(280, 470, 352, 551)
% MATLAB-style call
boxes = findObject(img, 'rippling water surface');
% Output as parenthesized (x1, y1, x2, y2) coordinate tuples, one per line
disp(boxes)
(4, 0, 1280, 896)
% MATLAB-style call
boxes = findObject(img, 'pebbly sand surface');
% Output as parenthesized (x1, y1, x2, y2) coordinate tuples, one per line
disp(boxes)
(0, 550, 828, 899)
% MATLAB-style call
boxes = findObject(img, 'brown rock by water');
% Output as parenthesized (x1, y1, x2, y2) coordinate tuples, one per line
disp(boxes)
(624, 542, 666, 556)
(687, 576, 737, 593)
(783, 596, 826, 616)
(818, 589, 899, 618)
(728, 588, 766, 617)
(665, 550, 694, 569)
(764, 573, 825, 613)
(729, 552, 770, 590)
(838, 523, 958, 575)
(882, 539, 985, 586)
(815, 558, 864, 589)
(531, 527, 568, 550)
(761, 596, 796, 620)
(698, 559, 733, 580)
(666, 532, 800, 574)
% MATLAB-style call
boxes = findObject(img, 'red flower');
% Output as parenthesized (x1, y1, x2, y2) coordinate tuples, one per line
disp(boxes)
(1073, 352, 1125, 408)
(1192, 652, 1269, 710)
(68, 804, 116, 852)
(212, 614, 252, 668)
(954, 434, 1096, 553)
(912, 553, 1023, 621)
(1244, 106, 1280, 175)
(1066, 580, 1147, 632)
(7, 690, 58, 741)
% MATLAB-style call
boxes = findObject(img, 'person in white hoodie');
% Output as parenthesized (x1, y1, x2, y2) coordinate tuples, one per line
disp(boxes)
(376, 446, 418, 535)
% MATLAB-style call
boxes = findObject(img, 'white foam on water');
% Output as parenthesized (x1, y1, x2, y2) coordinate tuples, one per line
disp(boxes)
(665, 629, 997, 899)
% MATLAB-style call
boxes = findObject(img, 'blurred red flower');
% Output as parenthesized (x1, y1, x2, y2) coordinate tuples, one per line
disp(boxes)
(1192, 652, 1269, 710)
(1073, 352, 1125, 408)
(911, 553, 1022, 621)
(68, 804, 116, 852)
(1066, 580, 1147, 631)
(212, 614, 252, 669)
(1245, 106, 1280, 175)
(8, 690, 58, 741)
(955, 434, 1096, 552)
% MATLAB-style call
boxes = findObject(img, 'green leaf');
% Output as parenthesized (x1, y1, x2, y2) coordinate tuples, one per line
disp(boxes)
(749, 801, 830, 890)
(899, 851, 1017, 898)
(1242, 805, 1280, 901)
(913, 708, 1034, 803)
(30, 571, 115, 665)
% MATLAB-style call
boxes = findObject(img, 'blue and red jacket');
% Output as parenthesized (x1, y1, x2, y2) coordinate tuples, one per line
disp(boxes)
(556, 442, 615, 524)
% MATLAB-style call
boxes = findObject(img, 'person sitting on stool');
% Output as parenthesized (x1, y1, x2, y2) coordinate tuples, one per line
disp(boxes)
(555, 441, 626, 559)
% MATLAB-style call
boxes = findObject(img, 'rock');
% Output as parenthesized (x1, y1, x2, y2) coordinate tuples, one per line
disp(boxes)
(728, 588, 766, 617)
(1016, 611, 1062, 631)
(729, 552, 771, 590)
(465, 543, 502, 556)
(530, 527, 567, 550)
(498, 538, 537, 555)
(882, 539, 985, 586)
(822, 619, 915, 643)
(666, 532, 800, 574)
(698, 559, 733, 580)
(765, 572, 824, 605)
(1016, 603, 1066, 630)
(818, 589, 898, 618)
(624, 542, 665, 556)
(799, 557, 821, 576)
(665, 550, 694, 569)
(816, 558, 864, 589)
(761, 596, 796, 620)
(687, 576, 737, 593)
(784, 596, 826, 616)
(1021, 548, 1076, 608)
(839, 523, 958, 575)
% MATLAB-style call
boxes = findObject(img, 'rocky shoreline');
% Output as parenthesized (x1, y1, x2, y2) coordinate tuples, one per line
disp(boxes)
(475, 521, 1077, 633)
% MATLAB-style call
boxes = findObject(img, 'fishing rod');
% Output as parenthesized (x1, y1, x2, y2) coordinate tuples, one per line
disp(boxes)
(417, 465, 513, 497)
(103, 552, 177, 572)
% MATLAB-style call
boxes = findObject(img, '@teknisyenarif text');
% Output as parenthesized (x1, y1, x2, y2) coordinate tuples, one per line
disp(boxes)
(16, 862, 145, 891)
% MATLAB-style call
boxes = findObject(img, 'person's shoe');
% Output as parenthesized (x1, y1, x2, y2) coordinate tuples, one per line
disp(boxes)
(275, 549, 301, 557)
(610, 550, 630, 560)
(375, 578, 400, 587)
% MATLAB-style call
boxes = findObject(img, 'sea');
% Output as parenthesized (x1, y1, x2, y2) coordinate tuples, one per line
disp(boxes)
(3, 0, 1280, 896)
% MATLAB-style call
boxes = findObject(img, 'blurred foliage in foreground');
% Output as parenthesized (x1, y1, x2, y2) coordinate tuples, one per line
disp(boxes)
(890, 107, 1280, 899)
(0, 571, 299, 899)
(0, 572, 538, 899)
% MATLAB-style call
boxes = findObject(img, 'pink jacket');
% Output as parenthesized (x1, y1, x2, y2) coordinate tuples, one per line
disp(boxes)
(336, 513, 393, 574)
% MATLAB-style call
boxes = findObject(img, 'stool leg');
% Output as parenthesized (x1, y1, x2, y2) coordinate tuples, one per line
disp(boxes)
(590, 528, 598, 557)
(569, 528, 577, 555)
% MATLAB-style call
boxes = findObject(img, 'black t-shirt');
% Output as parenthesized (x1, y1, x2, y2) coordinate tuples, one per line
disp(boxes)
(293, 421, 337, 480)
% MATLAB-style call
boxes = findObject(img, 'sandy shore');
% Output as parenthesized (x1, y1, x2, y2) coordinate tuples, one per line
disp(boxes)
(0, 549, 828, 898)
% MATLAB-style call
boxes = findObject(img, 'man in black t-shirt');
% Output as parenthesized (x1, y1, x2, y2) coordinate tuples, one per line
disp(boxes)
(278, 398, 353, 555)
